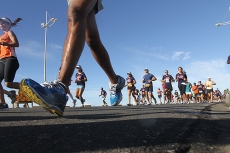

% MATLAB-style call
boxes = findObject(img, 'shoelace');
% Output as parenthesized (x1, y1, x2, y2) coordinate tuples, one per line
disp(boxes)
(109, 84, 117, 95)
(41, 81, 62, 90)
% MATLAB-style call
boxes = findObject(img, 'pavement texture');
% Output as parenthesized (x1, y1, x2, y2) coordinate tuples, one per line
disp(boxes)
(1, 102, 230, 153)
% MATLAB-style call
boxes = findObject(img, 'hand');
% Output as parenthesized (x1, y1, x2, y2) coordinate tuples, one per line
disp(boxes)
(0, 42, 6, 46)
(148, 80, 152, 83)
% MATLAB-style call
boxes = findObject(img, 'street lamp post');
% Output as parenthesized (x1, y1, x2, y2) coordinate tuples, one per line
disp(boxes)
(215, 7, 230, 27)
(41, 11, 57, 82)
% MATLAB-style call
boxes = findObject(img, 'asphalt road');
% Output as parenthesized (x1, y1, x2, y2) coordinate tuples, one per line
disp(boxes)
(1, 102, 230, 153)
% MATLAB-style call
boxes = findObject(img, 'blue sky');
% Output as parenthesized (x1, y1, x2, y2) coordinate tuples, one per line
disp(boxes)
(1, 0, 230, 107)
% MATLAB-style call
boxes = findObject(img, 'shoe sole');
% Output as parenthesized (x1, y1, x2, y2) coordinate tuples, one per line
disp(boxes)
(0, 108, 9, 111)
(20, 79, 63, 116)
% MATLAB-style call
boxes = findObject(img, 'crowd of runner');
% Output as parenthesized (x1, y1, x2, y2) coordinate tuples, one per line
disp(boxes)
(70, 66, 224, 107)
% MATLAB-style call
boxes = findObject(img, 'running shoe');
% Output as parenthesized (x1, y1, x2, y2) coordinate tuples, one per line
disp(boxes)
(20, 78, 68, 116)
(109, 75, 125, 106)
(73, 99, 77, 107)
(8, 90, 16, 104)
(127, 104, 132, 106)
(80, 98, 85, 105)
(0, 103, 9, 110)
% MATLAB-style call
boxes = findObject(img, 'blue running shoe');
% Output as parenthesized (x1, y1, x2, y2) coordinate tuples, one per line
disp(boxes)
(109, 75, 125, 106)
(20, 78, 68, 116)
(0, 103, 9, 111)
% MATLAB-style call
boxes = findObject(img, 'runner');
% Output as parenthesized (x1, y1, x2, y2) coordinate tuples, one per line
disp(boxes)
(227, 55, 230, 64)
(185, 80, 192, 104)
(161, 70, 175, 104)
(20, 0, 125, 116)
(140, 84, 146, 105)
(157, 88, 163, 104)
(133, 88, 141, 105)
(75, 65, 87, 107)
(99, 87, 108, 106)
(58, 68, 77, 107)
(125, 72, 136, 106)
(0, 17, 22, 110)
(204, 77, 216, 103)
(192, 82, 198, 103)
(214, 88, 221, 102)
(174, 90, 180, 104)
(175, 67, 187, 103)
(197, 81, 205, 103)
(142, 68, 157, 105)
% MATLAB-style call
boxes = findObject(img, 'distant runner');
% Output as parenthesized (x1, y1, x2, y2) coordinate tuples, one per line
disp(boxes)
(75, 65, 87, 107)
(125, 72, 136, 106)
(142, 68, 157, 105)
(99, 87, 108, 106)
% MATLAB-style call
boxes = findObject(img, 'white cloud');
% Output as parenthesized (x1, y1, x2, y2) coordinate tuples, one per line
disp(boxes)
(172, 51, 184, 60)
(49, 43, 63, 50)
(182, 52, 191, 60)
(183, 59, 230, 92)
(172, 51, 191, 60)
(17, 41, 63, 60)
(17, 41, 43, 57)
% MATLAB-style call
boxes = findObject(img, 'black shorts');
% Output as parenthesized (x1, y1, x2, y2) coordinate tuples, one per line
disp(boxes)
(94, 0, 103, 14)
(127, 85, 136, 91)
(0, 57, 19, 82)
(178, 85, 186, 95)
(165, 84, 173, 91)
(198, 90, 203, 95)
(67, 0, 103, 14)
(207, 89, 213, 93)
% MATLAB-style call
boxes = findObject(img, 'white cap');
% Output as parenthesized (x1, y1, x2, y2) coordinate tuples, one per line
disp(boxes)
(144, 68, 148, 71)
(0, 17, 11, 24)
(207, 76, 211, 78)
(76, 65, 82, 69)
(127, 72, 132, 75)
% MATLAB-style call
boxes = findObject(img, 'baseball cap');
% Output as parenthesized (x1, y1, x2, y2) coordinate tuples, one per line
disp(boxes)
(76, 65, 82, 69)
(207, 76, 211, 79)
(144, 68, 148, 71)
(127, 72, 132, 75)
(0, 17, 11, 24)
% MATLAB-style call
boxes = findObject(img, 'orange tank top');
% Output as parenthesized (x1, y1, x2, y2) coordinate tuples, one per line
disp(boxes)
(0, 31, 17, 58)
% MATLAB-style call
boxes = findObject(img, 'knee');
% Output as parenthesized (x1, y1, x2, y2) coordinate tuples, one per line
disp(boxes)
(86, 36, 100, 50)
(67, 6, 88, 25)
(4, 82, 10, 88)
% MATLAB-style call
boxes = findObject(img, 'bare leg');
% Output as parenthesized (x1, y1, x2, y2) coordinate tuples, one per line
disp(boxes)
(5, 82, 20, 89)
(85, 9, 117, 84)
(127, 90, 131, 104)
(59, 0, 98, 87)
(0, 83, 5, 104)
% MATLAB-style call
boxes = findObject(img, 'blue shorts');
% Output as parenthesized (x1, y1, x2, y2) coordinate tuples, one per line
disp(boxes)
(76, 85, 84, 89)
(145, 85, 153, 92)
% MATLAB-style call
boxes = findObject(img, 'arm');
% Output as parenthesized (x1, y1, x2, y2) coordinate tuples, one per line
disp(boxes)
(152, 76, 157, 81)
(171, 75, 175, 82)
(212, 81, 216, 85)
(184, 74, 187, 81)
(175, 74, 178, 82)
(1, 31, 19, 47)
(84, 77, 87, 82)
(133, 79, 136, 85)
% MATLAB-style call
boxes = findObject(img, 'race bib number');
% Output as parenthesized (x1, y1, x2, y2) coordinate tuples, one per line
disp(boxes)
(145, 84, 150, 88)
(165, 78, 169, 83)
(127, 83, 133, 87)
